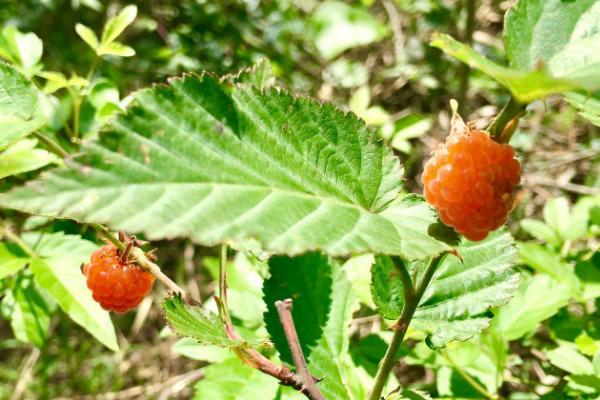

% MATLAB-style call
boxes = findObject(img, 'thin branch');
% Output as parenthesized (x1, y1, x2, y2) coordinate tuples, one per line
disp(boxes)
(443, 350, 498, 399)
(276, 299, 325, 400)
(32, 131, 70, 159)
(368, 253, 448, 400)
(382, 0, 405, 61)
(1, 225, 36, 257)
(524, 174, 600, 195)
(11, 347, 41, 400)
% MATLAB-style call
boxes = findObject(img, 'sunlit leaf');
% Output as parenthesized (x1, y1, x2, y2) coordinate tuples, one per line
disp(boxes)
(0, 73, 447, 260)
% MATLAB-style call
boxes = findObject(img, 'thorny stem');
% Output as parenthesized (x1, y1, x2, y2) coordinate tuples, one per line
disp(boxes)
(368, 253, 449, 400)
(488, 97, 527, 143)
(276, 299, 325, 400)
(32, 131, 70, 159)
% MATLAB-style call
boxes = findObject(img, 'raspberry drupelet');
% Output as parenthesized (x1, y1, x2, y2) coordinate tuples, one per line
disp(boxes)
(422, 114, 521, 241)
(82, 244, 155, 313)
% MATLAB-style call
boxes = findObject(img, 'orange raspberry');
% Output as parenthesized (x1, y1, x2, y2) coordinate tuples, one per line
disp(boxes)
(422, 123, 520, 241)
(82, 244, 155, 313)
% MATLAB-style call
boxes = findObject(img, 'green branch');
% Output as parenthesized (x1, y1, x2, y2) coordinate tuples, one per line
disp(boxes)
(368, 253, 448, 400)
(488, 97, 526, 143)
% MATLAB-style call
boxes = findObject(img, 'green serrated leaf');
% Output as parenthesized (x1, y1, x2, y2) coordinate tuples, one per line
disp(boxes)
(566, 92, 600, 127)
(224, 58, 275, 89)
(11, 274, 51, 347)
(520, 219, 560, 246)
(75, 23, 99, 51)
(547, 345, 594, 375)
(373, 231, 520, 348)
(24, 232, 118, 351)
(0, 73, 446, 260)
(194, 358, 279, 400)
(430, 33, 578, 103)
(171, 337, 234, 363)
(263, 253, 333, 365)
(307, 264, 365, 400)
(163, 294, 241, 348)
(0, 243, 29, 280)
(101, 5, 137, 46)
(371, 255, 405, 320)
(505, 0, 600, 90)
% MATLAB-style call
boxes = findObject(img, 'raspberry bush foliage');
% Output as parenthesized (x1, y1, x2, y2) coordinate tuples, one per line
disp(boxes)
(0, 1, 599, 399)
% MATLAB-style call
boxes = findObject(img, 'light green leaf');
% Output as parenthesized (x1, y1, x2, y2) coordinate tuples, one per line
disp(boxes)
(566, 92, 600, 127)
(0, 27, 43, 73)
(311, 0, 389, 60)
(493, 273, 571, 341)
(517, 242, 580, 294)
(307, 264, 365, 400)
(0, 139, 59, 179)
(163, 294, 242, 348)
(349, 86, 371, 114)
(543, 197, 571, 238)
(11, 274, 51, 347)
(373, 231, 520, 348)
(0, 74, 446, 260)
(505, 0, 600, 90)
(0, 243, 29, 280)
(224, 58, 275, 89)
(343, 254, 375, 308)
(519, 219, 560, 246)
(101, 5, 137, 46)
(24, 232, 118, 351)
(194, 358, 279, 400)
(171, 337, 234, 363)
(263, 253, 333, 365)
(547, 345, 594, 375)
(98, 42, 135, 57)
(430, 33, 578, 103)
(0, 62, 44, 149)
(75, 23, 99, 51)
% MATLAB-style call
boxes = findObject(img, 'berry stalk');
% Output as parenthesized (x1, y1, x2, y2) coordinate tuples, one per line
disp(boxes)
(488, 97, 526, 143)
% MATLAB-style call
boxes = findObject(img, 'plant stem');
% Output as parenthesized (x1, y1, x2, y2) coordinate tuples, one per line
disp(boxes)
(86, 56, 100, 81)
(276, 299, 325, 400)
(32, 131, 70, 159)
(457, 0, 476, 112)
(1, 225, 36, 257)
(443, 350, 498, 399)
(488, 97, 526, 143)
(368, 253, 448, 400)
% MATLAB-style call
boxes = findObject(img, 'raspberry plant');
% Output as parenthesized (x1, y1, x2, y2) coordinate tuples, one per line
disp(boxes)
(0, 1, 599, 399)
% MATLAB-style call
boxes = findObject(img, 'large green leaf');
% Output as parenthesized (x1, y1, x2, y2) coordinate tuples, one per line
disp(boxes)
(0, 62, 45, 149)
(0, 242, 29, 280)
(307, 264, 365, 400)
(23, 232, 118, 351)
(194, 358, 279, 400)
(372, 231, 520, 348)
(430, 34, 578, 103)
(263, 253, 333, 365)
(505, 0, 600, 89)
(10, 274, 51, 347)
(163, 294, 242, 348)
(0, 74, 446, 259)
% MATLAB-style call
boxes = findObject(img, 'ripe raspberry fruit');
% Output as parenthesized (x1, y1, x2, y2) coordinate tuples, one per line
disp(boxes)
(422, 120, 520, 242)
(82, 244, 154, 313)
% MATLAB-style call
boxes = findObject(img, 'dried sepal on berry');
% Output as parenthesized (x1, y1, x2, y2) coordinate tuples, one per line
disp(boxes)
(422, 104, 521, 241)
(82, 243, 155, 313)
